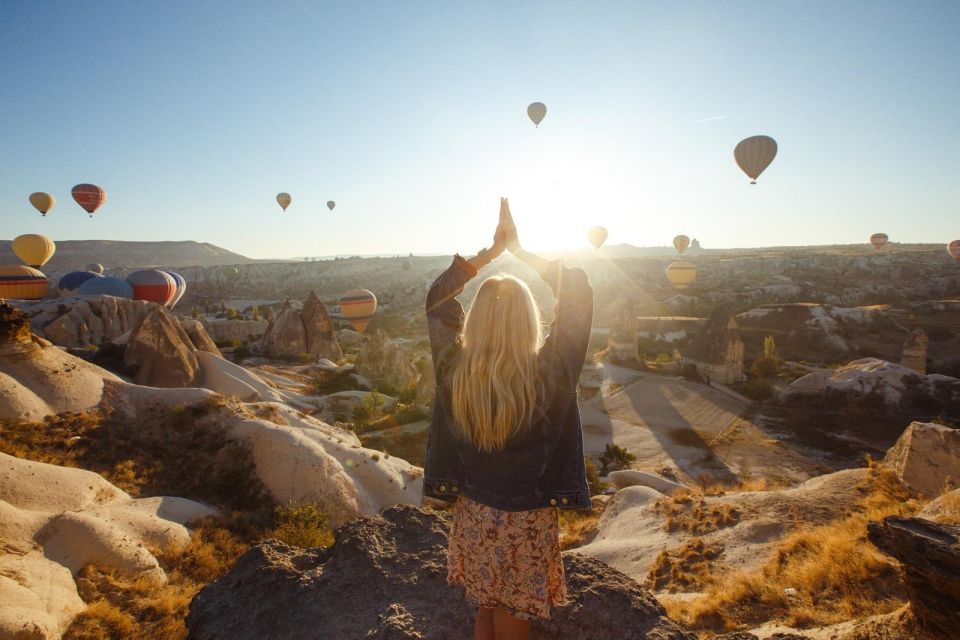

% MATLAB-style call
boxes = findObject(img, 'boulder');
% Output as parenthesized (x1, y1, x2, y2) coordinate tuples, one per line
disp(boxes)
(353, 329, 418, 391)
(259, 301, 307, 359)
(868, 516, 960, 639)
(124, 306, 200, 387)
(186, 505, 695, 640)
(300, 292, 342, 362)
(608, 469, 688, 494)
(883, 421, 960, 496)
(180, 316, 222, 355)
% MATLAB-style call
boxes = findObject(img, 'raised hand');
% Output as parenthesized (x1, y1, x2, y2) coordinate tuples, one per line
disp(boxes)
(500, 197, 520, 252)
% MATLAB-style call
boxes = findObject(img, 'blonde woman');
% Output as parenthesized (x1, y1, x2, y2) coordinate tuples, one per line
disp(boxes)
(424, 198, 594, 640)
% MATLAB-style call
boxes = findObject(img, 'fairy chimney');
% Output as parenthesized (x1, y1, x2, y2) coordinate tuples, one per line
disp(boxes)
(901, 328, 928, 375)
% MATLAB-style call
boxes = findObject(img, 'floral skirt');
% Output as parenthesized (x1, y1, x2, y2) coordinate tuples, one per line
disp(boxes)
(447, 496, 566, 620)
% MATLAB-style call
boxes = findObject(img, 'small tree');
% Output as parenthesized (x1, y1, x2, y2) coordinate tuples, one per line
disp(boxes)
(751, 335, 783, 379)
(251, 305, 260, 321)
(599, 443, 636, 474)
(191, 306, 199, 319)
(264, 306, 275, 322)
(763, 335, 779, 361)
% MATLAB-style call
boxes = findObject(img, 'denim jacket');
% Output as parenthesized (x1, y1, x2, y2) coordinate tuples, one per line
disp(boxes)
(422, 255, 594, 511)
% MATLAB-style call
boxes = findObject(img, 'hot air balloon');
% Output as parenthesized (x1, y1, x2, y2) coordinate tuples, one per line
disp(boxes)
(527, 102, 547, 127)
(587, 226, 608, 249)
(86, 263, 105, 275)
(673, 235, 690, 254)
(78, 276, 133, 299)
(734, 135, 778, 184)
(327, 201, 336, 211)
(58, 271, 101, 295)
(29, 192, 55, 217)
(12, 234, 56, 268)
(72, 184, 107, 217)
(164, 271, 187, 308)
(277, 193, 292, 211)
(339, 289, 377, 332)
(870, 233, 889, 251)
(948, 240, 960, 263)
(126, 270, 177, 305)
(665, 261, 697, 290)
(0, 266, 49, 300)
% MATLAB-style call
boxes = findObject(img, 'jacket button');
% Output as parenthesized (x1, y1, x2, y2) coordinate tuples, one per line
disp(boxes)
(561, 497, 569, 505)
(439, 485, 447, 492)
(452, 486, 459, 492)
(550, 498, 557, 506)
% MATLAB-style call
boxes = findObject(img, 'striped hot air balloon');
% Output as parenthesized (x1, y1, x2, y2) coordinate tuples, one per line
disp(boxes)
(58, 271, 101, 295)
(673, 235, 690, 254)
(666, 261, 697, 290)
(277, 193, 292, 211)
(126, 270, 177, 305)
(0, 266, 49, 300)
(339, 289, 377, 332)
(164, 271, 187, 308)
(12, 234, 56, 268)
(72, 184, 107, 217)
(78, 276, 133, 298)
(734, 135, 778, 184)
(86, 263, 104, 275)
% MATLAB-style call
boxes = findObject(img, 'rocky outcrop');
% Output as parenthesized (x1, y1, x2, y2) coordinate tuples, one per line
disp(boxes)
(201, 318, 269, 344)
(300, 292, 341, 361)
(259, 301, 307, 358)
(414, 356, 435, 407)
(608, 469, 688, 494)
(353, 329, 418, 391)
(187, 505, 694, 640)
(867, 516, 960, 639)
(180, 316, 221, 355)
(883, 421, 960, 496)
(124, 307, 201, 387)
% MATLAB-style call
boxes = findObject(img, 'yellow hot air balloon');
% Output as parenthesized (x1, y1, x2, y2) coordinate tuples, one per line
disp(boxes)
(277, 193, 292, 211)
(29, 192, 55, 216)
(339, 289, 377, 332)
(12, 234, 56, 268)
(870, 233, 889, 251)
(673, 235, 690, 254)
(666, 261, 697, 290)
(587, 226, 608, 249)
(734, 135, 778, 184)
(527, 102, 547, 127)
(0, 265, 49, 300)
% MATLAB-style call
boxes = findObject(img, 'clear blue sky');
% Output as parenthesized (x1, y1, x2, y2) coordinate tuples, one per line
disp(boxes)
(2, 1, 958, 258)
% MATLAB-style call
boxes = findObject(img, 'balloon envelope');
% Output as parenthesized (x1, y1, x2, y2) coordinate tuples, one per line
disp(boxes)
(58, 271, 101, 294)
(29, 192, 55, 216)
(71, 184, 107, 216)
(587, 226, 608, 249)
(12, 234, 56, 268)
(339, 289, 377, 332)
(946, 240, 960, 262)
(86, 263, 105, 275)
(164, 271, 187, 308)
(673, 235, 690, 254)
(734, 135, 778, 183)
(327, 201, 336, 210)
(277, 193, 292, 211)
(0, 265, 48, 300)
(126, 270, 177, 305)
(527, 102, 547, 127)
(870, 233, 889, 251)
(666, 261, 697, 290)
(78, 276, 133, 299)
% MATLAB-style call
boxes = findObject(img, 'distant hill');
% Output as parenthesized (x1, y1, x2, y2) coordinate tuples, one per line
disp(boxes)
(0, 240, 254, 271)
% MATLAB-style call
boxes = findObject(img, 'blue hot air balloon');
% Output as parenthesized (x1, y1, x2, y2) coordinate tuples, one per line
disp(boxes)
(164, 271, 187, 309)
(78, 275, 134, 299)
(58, 271, 101, 295)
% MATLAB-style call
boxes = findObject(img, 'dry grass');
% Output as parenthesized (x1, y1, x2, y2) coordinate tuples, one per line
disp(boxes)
(559, 502, 605, 549)
(646, 538, 724, 592)
(656, 490, 741, 535)
(665, 463, 925, 634)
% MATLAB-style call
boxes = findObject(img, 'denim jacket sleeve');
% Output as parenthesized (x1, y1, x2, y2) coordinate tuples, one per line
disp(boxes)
(536, 259, 594, 393)
(425, 255, 478, 373)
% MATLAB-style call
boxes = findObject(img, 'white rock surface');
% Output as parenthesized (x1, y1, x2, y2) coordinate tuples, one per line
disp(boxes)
(883, 421, 960, 496)
(608, 469, 688, 494)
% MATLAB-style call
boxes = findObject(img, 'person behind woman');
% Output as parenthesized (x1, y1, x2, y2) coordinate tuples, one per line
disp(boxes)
(424, 198, 594, 640)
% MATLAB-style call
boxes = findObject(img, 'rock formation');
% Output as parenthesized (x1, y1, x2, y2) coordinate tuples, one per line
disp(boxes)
(867, 516, 960, 639)
(180, 316, 221, 355)
(883, 421, 960, 496)
(124, 307, 202, 387)
(414, 356, 435, 408)
(300, 292, 342, 361)
(901, 327, 928, 374)
(187, 505, 694, 640)
(201, 317, 269, 344)
(259, 301, 307, 358)
(682, 308, 744, 384)
(353, 329, 418, 391)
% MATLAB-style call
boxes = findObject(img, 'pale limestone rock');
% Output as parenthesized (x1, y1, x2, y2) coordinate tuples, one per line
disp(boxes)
(124, 307, 199, 387)
(883, 421, 960, 496)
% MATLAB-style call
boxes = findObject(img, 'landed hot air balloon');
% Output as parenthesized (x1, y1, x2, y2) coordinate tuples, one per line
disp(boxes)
(870, 233, 889, 251)
(164, 271, 187, 308)
(79, 276, 133, 299)
(587, 226, 608, 249)
(527, 102, 547, 127)
(665, 261, 697, 290)
(58, 271, 101, 295)
(29, 192, 55, 217)
(86, 263, 105, 275)
(277, 193, 292, 211)
(673, 235, 690, 254)
(339, 289, 377, 332)
(126, 270, 177, 305)
(0, 266, 49, 300)
(12, 234, 55, 268)
(948, 240, 960, 263)
(72, 184, 107, 217)
(734, 135, 778, 184)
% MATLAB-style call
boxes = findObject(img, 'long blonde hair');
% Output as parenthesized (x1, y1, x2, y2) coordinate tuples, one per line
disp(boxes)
(451, 275, 543, 452)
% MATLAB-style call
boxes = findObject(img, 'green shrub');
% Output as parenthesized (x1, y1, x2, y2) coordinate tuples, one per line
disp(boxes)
(585, 457, 609, 496)
(599, 443, 636, 474)
(742, 378, 774, 401)
(270, 502, 334, 549)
